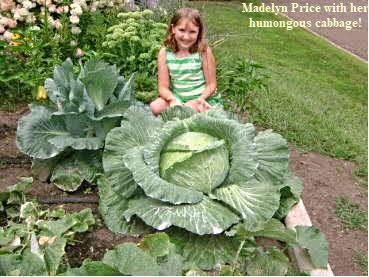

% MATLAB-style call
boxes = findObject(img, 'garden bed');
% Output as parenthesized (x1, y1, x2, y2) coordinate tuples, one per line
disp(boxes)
(0, 106, 367, 275)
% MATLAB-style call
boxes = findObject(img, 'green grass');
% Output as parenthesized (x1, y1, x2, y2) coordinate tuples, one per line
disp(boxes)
(189, 1, 368, 175)
(353, 249, 368, 276)
(335, 196, 368, 231)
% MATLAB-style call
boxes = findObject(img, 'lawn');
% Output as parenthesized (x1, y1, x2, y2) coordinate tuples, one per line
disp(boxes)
(194, 1, 368, 176)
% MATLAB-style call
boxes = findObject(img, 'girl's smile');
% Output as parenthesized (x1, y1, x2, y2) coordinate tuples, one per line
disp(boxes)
(172, 19, 200, 51)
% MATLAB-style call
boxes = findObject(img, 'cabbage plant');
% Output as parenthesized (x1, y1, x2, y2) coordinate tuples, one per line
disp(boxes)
(16, 59, 137, 191)
(100, 105, 303, 236)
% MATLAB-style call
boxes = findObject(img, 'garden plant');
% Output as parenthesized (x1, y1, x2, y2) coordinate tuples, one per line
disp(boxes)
(2, 0, 357, 275)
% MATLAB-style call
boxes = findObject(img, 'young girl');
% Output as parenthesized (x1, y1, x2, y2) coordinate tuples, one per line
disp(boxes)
(150, 8, 222, 115)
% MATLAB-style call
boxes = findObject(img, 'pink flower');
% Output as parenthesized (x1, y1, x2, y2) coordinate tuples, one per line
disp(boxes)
(0, 0, 15, 12)
(0, 25, 5, 34)
(3, 31, 13, 41)
(56, 6, 64, 14)
(7, 19, 17, 28)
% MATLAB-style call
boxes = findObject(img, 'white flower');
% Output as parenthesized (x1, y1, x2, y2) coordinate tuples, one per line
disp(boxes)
(22, 0, 35, 9)
(18, 7, 29, 17)
(13, 11, 23, 21)
(47, 16, 55, 27)
(47, 4, 56, 13)
(0, 17, 8, 26)
(25, 14, 36, 24)
(54, 19, 62, 30)
(70, 40, 77, 46)
(69, 15, 80, 24)
(62, 5, 69, 13)
(29, 25, 41, 31)
(71, 26, 81, 34)
(70, 3, 83, 15)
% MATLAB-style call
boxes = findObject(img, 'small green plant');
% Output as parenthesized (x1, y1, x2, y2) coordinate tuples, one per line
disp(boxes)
(134, 72, 158, 103)
(353, 249, 368, 276)
(0, 177, 95, 275)
(217, 58, 269, 113)
(335, 196, 368, 231)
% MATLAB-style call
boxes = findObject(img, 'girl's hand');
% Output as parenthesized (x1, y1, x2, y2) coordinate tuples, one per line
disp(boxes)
(184, 99, 210, 112)
(169, 97, 182, 107)
(195, 98, 211, 112)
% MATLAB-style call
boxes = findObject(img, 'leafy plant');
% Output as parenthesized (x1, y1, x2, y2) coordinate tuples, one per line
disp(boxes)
(99, 104, 329, 272)
(101, 9, 167, 77)
(16, 58, 137, 191)
(217, 58, 269, 113)
(63, 232, 185, 276)
(100, 105, 301, 234)
(0, 178, 95, 276)
(134, 72, 158, 103)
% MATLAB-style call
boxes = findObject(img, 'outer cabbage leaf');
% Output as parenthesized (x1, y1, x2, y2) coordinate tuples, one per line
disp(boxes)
(62, 259, 121, 276)
(102, 243, 160, 275)
(79, 60, 119, 111)
(213, 182, 280, 231)
(50, 150, 102, 191)
(160, 105, 196, 122)
(275, 173, 304, 219)
(98, 177, 147, 235)
(246, 248, 290, 276)
(253, 130, 290, 185)
(295, 226, 329, 269)
(16, 105, 66, 159)
(103, 105, 162, 198)
(168, 228, 241, 270)
(231, 218, 298, 246)
(44, 58, 76, 113)
(124, 196, 239, 235)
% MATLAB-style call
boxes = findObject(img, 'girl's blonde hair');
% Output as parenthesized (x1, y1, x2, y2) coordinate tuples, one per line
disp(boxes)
(164, 8, 208, 54)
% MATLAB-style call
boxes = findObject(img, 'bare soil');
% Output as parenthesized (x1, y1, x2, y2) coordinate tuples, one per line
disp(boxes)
(0, 106, 367, 275)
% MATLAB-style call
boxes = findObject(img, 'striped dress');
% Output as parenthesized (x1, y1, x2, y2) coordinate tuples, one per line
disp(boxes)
(165, 48, 222, 105)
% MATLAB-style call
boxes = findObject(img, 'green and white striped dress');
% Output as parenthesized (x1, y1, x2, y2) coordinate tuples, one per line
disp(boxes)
(165, 48, 222, 105)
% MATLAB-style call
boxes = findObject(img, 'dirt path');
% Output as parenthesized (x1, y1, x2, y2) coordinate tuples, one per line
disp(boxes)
(0, 107, 367, 275)
(260, 0, 368, 60)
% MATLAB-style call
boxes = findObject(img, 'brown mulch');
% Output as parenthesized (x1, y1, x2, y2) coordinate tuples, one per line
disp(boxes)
(0, 106, 367, 275)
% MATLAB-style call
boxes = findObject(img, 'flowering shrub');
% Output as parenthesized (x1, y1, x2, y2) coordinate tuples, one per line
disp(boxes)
(101, 9, 167, 76)
(0, 0, 130, 43)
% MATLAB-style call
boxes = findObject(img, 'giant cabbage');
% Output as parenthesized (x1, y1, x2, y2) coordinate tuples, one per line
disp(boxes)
(100, 105, 303, 236)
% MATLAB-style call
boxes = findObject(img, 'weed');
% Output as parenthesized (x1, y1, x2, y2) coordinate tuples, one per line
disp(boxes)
(353, 249, 368, 276)
(335, 196, 368, 231)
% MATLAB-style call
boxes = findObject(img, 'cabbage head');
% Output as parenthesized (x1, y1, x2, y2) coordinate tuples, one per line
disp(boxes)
(100, 105, 303, 235)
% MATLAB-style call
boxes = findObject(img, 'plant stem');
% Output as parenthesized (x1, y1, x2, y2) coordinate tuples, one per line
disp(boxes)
(232, 239, 246, 275)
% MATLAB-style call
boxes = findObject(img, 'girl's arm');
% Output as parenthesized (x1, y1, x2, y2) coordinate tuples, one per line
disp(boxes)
(199, 46, 217, 100)
(157, 48, 178, 103)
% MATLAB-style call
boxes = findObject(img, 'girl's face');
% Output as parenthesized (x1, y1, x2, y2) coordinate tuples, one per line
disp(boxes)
(172, 18, 200, 51)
